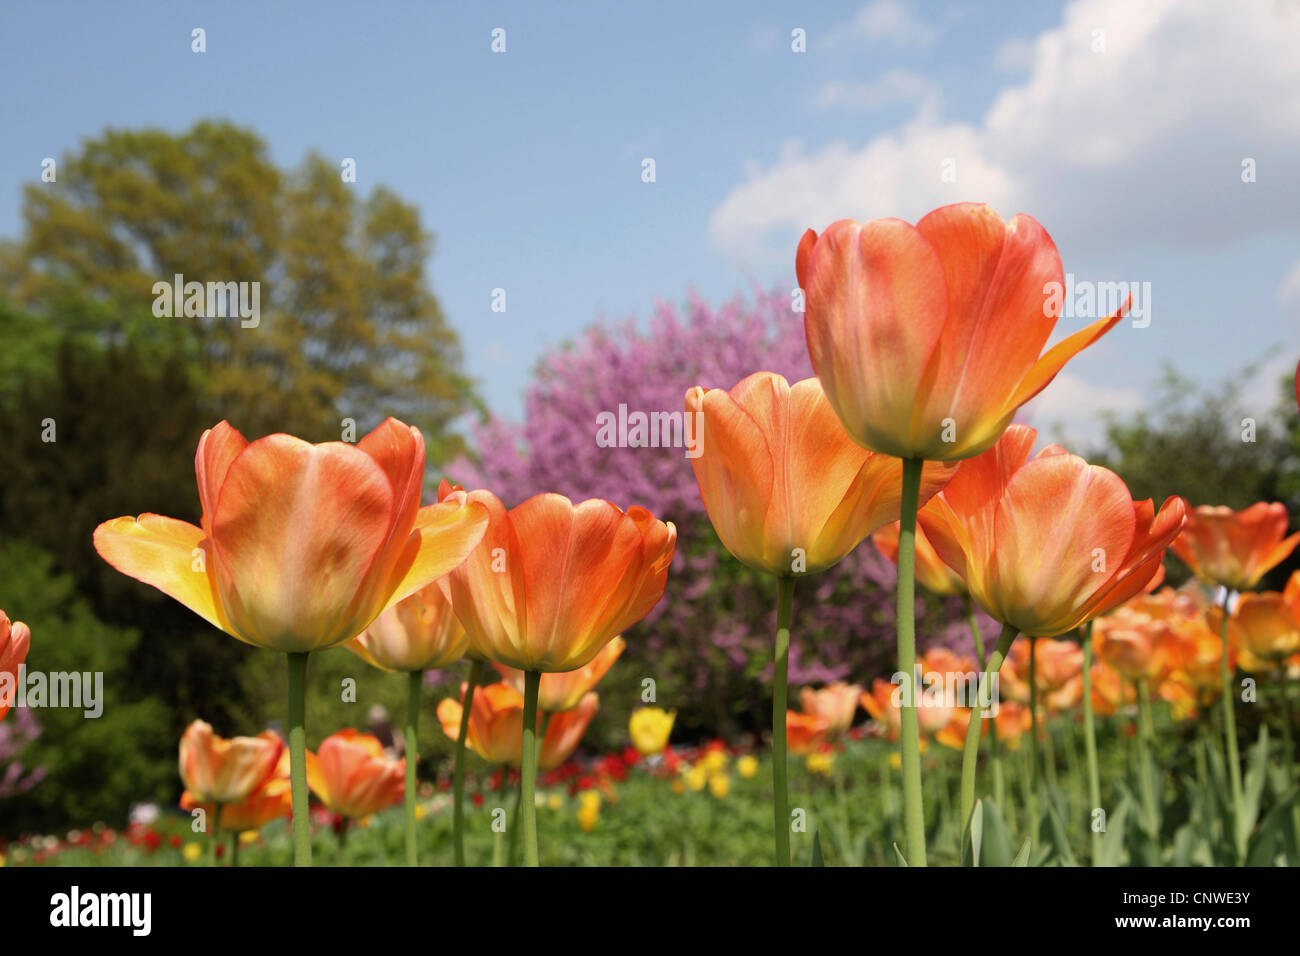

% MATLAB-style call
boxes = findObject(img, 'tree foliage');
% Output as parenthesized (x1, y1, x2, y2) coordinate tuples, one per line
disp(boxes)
(1, 120, 473, 459)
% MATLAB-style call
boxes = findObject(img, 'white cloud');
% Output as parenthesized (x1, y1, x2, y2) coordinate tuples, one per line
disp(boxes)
(711, 0, 1300, 267)
(826, 0, 939, 50)
(992, 36, 1034, 72)
(1019, 371, 1144, 450)
(812, 69, 940, 113)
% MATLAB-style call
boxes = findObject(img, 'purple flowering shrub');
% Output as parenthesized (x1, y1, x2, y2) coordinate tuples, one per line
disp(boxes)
(0, 708, 46, 799)
(451, 289, 972, 738)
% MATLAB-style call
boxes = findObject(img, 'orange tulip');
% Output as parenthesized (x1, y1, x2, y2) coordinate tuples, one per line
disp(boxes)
(685, 372, 956, 575)
(1088, 661, 1134, 717)
(873, 521, 966, 596)
(346, 578, 467, 673)
(1092, 591, 1194, 683)
(0, 611, 31, 724)
(93, 419, 490, 653)
(436, 682, 598, 769)
(181, 766, 291, 832)
(991, 701, 1032, 749)
(785, 711, 830, 756)
(1214, 576, 1300, 665)
(306, 730, 405, 819)
(537, 692, 600, 771)
(860, 673, 956, 740)
(798, 682, 863, 736)
(178, 719, 284, 805)
(437, 682, 524, 765)
(1001, 638, 1084, 706)
(918, 424, 1186, 637)
(1170, 503, 1300, 592)
(444, 485, 675, 672)
(494, 636, 625, 713)
(936, 700, 1033, 750)
(798, 203, 1125, 461)
(1158, 614, 1230, 716)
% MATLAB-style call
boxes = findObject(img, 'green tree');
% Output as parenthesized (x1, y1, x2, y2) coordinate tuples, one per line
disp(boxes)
(1085, 361, 1300, 587)
(0, 338, 253, 739)
(1, 119, 474, 460)
(0, 540, 172, 832)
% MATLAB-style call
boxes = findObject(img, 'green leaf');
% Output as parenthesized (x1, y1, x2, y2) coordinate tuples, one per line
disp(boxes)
(893, 843, 909, 867)
(974, 797, 1016, 867)
(970, 799, 984, 868)
(1046, 797, 1078, 867)
(1098, 794, 1131, 868)
(1245, 785, 1300, 866)
(1238, 726, 1270, 852)
(1011, 838, 1032, 866)
(811, 830, 825, 867)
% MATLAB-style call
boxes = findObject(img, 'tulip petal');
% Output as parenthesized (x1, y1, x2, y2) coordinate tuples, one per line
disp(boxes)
(209, 435, 397, 651)
(513, 495, 643, 670)
(195, 422, 249, 531)
(538, 692, 600, 770)
(988, 452, 1135, 636)
(1004, 303, 1127, 416)
(687, 384, 775, 571)
(1078, 496, 1187, 623)
(93, 514, 227, 633)
(803, 218, 948, 457)
(377, 496, 490, 616)
(911, 206, 1063, 441)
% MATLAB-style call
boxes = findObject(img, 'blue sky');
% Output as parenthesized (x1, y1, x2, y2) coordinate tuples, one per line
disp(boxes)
(3, 0, 1298, 444)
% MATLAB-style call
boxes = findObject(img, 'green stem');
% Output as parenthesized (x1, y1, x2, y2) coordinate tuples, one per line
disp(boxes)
(507, 773, 522, 866)
(209, 803, 223, 866)
(1278, 673, 1300, 844)
(287, 651, 311, 867)
(520, 669, 541, 867)
(959, 623, 1017, 840)
(896, 456, 928, 866)
(492, 768, 510, 867)
(1042, 710, 1059, 793)
(771, 575, 795, 866)
(1216, 590, 1244, 840)
(405, 669, 422, 867)
(1028, 636, 1040, 849)
(1136, 679, 1158, 836)
(453, 659, 483, 867)
(1081, 625, 1103, 865)
(1282, 674, 1297, 785)
(965, 597, 987, 671)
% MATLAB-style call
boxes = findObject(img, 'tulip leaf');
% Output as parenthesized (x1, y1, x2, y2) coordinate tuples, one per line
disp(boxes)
(1046, 797, 1078, 867)
(1011, 838, 1032, 867)
(1245, 785, 1300, 866)
(811, 830, 825, 867)
(1098, 794, 1131, 868)
(1238, 726, 1270, 853)
(892, 843, 909, 867)
(970, 797, 1015, 866)
(969, 798, 984, 867)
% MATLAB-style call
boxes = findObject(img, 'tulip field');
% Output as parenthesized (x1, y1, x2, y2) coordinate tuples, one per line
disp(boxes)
(4, 13, 1300, 937)
(6, 248, 1300, 874)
